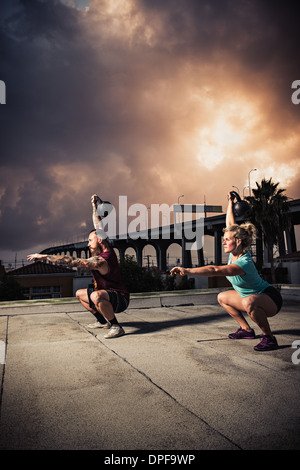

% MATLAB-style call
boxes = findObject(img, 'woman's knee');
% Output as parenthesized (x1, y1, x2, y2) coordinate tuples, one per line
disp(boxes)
(241, 296, 250, 311)
(217, 290, 245, 313)
(217, 290, 234, 306)
(242, 294, 278, 317)
(217, 291, 226, 305)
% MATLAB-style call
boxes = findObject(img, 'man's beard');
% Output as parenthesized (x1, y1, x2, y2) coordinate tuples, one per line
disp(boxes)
(90, 246, 101, 256)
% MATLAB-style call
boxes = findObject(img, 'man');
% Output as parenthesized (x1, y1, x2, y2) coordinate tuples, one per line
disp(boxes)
(76, 228, 129, 338)
(27, 197, 129, 339)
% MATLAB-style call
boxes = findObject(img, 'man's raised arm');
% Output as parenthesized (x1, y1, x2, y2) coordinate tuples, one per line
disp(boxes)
(91, 194, 104, 230)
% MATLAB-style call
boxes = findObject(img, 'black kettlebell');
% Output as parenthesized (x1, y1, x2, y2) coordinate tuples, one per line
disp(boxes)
(230, 191, 251, 218)
(93, 195, 114, 219)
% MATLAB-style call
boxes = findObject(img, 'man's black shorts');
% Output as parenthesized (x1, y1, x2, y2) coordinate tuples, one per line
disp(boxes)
(87, 287, 129, 313)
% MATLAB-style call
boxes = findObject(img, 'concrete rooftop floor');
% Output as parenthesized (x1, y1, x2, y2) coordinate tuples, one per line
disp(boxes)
(0, 287, 299, 452)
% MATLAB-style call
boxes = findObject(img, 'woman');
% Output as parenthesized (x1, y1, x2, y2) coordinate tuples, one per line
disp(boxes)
(170, 192, 282, 351)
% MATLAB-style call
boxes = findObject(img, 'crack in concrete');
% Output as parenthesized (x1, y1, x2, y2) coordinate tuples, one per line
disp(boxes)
(69, 312, 242, 450)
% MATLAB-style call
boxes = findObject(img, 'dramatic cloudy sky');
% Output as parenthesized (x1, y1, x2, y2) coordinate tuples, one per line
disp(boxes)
(0, 0, 299, 266)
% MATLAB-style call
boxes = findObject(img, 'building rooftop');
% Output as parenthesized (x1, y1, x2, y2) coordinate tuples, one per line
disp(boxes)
(277, 250, 300, 260)
(7, 261, 75, 276)
(0, 287, 299, 451)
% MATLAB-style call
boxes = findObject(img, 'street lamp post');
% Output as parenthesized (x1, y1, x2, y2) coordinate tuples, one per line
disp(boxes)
(248, 169, 257, 196)
(243, 186, 249, 198)
(232, 186, 240, 195)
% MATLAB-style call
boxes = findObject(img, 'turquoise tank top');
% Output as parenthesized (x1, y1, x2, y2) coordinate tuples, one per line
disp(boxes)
(226, 251, 270, 298)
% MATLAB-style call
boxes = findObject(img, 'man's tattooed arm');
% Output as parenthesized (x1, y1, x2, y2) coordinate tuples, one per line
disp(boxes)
(27, 253, 107, 271)
(47, 255, 107, 271)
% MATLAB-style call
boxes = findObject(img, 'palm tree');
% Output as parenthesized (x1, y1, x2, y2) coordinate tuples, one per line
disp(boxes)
(245, 178, 290, 284)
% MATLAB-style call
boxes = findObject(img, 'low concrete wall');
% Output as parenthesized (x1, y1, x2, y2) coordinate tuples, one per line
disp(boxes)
(128, 289, 223, 309)
(280, 285, 300, 305)
(0, 285, 298, 314)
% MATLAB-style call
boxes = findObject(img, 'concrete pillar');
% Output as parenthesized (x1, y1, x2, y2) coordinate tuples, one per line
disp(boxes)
(197, 247, 204, 266)
(214, 231, 222, 265)
(157, 243, 167, 271)
(136, 245, 143, 267)
(182, 237, 192, 267)
(285, 226, 297, 253)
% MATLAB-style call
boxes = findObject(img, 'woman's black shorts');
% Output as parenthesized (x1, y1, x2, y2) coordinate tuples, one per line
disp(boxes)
(87, 287, 129, 314)
(263, 286, 283, 313)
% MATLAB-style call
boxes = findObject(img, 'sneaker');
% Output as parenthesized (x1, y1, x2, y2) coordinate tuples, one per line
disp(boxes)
(228, 327, 256, 339)
(87, 321, 111, 329)
(104, 325, 125, 339)
(254, 335, 278, 352)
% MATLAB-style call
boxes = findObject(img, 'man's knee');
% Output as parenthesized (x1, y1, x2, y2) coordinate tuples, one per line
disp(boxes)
(75, 289, 81, 299)
(90, 290, 103, 305)
(90, 289, 110, 306)
(76, 288, 86, 300)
